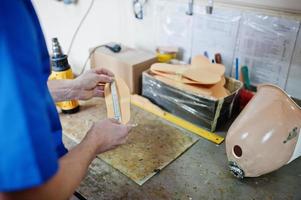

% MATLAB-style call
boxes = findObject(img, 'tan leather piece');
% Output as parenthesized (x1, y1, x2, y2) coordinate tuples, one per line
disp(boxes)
(150, 69, 202, 85)
(209, 77, 230, 99)
(152, 74, 229, 99)
(150, 55, 230, 99)
(104, 77, 131, 124)
(226, 84, 301, 178)
(151, 63, 188, 73)
(191, 55, 225, 77)
(186, 67, 221, 85)
(153, 75, 213, 97)
(151, 62, 221, 85)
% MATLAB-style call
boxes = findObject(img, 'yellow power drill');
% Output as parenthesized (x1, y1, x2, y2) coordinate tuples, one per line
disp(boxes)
(49, 38, 80, 114)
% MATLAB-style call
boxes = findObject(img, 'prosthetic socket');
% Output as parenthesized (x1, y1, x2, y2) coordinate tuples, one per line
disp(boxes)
(226, 84, 301, 179)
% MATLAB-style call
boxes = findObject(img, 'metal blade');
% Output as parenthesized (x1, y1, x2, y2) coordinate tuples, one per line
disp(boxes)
(111, 81, 122, 122)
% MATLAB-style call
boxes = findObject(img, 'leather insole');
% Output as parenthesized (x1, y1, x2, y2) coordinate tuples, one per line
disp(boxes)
(154, 75, 213, 97)
(154, 75, 229, 99)
(150, 54, 230, 99)
(151, 63, 221, 85)
(209, 77, 230, 99)
(191, 55, 225, 77)
(150, 69, 201, 85)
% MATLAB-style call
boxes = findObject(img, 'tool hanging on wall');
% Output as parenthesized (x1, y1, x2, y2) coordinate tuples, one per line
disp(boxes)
(133, 0, 147, 20)
(55, 0, 77, 4)
(186, 0, 194, 15)
(206, 0, 214, 14)
(63, 0, 77, 4)
(49, 38, 80, 114)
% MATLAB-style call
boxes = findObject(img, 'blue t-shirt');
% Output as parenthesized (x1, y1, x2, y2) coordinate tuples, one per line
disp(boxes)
(0, 0, 68, 191)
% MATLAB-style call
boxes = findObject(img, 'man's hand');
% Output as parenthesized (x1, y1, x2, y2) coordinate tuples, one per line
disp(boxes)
(72, 68, 114, 100)
(48, 68, 114, 102)
(85, 119, 132, 155)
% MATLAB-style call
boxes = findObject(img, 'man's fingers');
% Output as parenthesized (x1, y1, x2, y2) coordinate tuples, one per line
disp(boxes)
(125, 124, 136, 132)
(107, 120, 132, 134)
(127, 123, 138, 128)
(120, 138, 128, 145)
(126, 123, 136, 132)
(80, 90, 93, 100)
(97, 74, 113, 83)
(97, 83, 106, 86)
(96, 85, 104, 91)
(93, 89, 104, 97)
(126, 125, 132, 133)
(93, 68, 114, 77)
(108, 118, 121, 124)
(92, 85, 105, 97)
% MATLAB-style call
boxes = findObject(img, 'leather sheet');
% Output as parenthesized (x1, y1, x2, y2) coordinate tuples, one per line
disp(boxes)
(150, 55, 230, 99)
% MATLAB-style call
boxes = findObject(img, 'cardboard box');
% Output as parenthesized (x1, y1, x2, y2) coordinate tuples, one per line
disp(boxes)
(90, 45, 157, 94)
(142, 70, 243, 132)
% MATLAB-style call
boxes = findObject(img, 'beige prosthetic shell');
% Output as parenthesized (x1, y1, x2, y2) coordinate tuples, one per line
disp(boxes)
(226, 84, 301, 177)
(105, 77, 131, 124)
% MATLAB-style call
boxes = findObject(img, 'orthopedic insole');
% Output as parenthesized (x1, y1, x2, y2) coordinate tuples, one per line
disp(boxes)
(150, 55, 229, 99)
(151, 63, 222, 85)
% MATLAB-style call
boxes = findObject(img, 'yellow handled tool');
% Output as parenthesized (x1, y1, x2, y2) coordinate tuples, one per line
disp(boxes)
(49, 38, 79, 114)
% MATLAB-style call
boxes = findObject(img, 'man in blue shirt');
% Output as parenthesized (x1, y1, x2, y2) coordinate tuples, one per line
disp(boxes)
(0, 0, 131, 199)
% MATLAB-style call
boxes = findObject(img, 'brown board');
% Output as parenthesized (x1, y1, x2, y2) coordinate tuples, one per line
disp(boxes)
(59, 98, 198, 185)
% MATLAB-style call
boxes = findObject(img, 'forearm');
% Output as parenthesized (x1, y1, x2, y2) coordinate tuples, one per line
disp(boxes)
(2, 135, 97, 200)
(47, 80, 78, 102)
(36, 137, 97, 200)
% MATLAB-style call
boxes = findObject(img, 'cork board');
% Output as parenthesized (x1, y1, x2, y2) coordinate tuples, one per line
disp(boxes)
(59, 98, 198, 185)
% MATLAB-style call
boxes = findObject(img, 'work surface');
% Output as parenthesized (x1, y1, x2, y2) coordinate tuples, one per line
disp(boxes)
(60, 98, 198, 185)
(61, 99, 301, 200)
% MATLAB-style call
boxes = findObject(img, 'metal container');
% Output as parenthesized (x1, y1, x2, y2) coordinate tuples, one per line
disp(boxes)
(142, 70, 243, 132)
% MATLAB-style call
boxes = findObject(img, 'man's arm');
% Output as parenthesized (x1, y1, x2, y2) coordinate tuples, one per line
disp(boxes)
(48, 68, 114, 102)
(0, 119, 130, 200)
(47, 80, 75, 102)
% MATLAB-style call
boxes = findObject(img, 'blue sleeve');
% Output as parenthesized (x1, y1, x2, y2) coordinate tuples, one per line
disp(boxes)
(0, 0, 59, 191)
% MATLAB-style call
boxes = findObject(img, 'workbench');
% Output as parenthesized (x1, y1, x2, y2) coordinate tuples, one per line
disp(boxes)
(60, 98, 301, 200)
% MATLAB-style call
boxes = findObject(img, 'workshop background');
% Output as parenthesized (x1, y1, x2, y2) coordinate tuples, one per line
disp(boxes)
(30, 0, 301, 199)
(33, 0, 301, 99)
